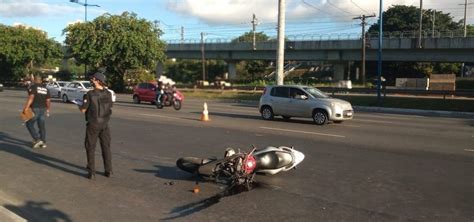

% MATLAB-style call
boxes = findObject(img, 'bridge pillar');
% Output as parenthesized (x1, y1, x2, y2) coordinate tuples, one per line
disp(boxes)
(227, 61, 237, 80)
(333, 62, 345, 81)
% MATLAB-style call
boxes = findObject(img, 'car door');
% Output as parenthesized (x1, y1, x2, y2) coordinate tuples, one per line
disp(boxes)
(270, 86, 290, 115)
(146, 83, 156, 102)
(288, 87, 311, 117)
(65, 83, 76, 99)
(73, 82, 84, 100)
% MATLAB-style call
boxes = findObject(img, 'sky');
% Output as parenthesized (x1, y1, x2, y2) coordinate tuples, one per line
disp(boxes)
(0, 0, 472, 43)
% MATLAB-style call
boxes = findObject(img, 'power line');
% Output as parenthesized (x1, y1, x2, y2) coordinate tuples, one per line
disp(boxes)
(350, 0, 370, 14)
(301, 0, 339, 17)
(327, 0, 355, 16)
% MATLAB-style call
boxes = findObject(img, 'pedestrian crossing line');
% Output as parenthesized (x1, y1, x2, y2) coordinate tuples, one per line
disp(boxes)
(260, 126, 345, 138)
(464, 149, 474, 152)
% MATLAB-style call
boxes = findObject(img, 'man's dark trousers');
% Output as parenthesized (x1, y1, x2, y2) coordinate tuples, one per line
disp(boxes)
(85, 122, 112, 174)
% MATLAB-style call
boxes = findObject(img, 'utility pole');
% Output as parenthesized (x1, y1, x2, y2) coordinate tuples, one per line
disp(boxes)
(276, 0, 286, 85)
(418, 0, 423, 48)
(432, 10, 436, 37)
(70, 0, 100, 77)
(459, 0, 473, 77)
(201, 32, 206, 81)
(353, 14, 375, 86)
(251, 14, 258, 50)
(377, 0, 383, 102)
(180, 26, 184, 43)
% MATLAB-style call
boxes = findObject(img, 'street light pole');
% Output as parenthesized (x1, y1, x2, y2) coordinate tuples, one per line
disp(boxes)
(69, 0, 100, 77)
(276, 0, 286, 85)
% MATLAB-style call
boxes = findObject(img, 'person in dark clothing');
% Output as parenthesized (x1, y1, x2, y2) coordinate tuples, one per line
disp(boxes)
(155, 81, 164, 105)
(79, 72, 113, 180)
(23, 76, 51, 149)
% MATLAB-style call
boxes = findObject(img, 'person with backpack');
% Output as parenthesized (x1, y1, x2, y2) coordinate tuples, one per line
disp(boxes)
(78, 72, 113, 180)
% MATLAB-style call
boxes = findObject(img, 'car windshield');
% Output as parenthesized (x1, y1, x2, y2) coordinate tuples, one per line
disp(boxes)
(303, 87, 329, 98)
(82, 82, 92, 89)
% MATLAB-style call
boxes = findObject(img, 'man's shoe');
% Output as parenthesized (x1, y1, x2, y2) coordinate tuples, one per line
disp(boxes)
(32, 140, 43, 149)
(87, 172, 96, 180)
(104, 171, 113, 178)
(40, 143, 47, 149)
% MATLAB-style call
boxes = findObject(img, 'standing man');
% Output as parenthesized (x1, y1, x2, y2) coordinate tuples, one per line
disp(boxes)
(79, 72, 113, 180)
(23, 75, 50, 149)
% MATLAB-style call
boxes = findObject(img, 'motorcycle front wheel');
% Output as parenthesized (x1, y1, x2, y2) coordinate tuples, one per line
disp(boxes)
(173, 100, 182, 110)
(176, 157, 203, 174)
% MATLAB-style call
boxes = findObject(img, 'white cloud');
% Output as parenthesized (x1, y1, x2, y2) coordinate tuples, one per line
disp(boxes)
(0, 0, 81, 17)
(166, 0, 455, 24)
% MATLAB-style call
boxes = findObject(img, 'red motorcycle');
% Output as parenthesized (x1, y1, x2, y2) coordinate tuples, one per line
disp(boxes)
(156, 90, 184, 110)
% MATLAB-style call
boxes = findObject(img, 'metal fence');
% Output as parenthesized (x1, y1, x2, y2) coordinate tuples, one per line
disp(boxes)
(165, 30, 474, 44)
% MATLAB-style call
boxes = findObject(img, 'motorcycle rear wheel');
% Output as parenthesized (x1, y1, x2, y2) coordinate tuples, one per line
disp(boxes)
(176, 157, 203, 173)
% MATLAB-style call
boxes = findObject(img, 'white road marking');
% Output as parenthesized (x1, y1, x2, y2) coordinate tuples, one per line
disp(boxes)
(351, 119, 395, 124)
(139, 113, 184, 120)
(260, 126, 345, 138)
(464, 149, 474, 152)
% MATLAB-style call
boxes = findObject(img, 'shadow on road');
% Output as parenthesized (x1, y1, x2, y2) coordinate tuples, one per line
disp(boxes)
(0, 132, 87, 178)
(162, 185, 250, 221)
(191, 111, 261, 121)
(4, 201, 72, 222)
(133, 164, 197, 182)
(196, 111, 326, 125)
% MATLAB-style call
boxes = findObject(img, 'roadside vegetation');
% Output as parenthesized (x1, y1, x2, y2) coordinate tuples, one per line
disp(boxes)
(182, 89, 474, 112)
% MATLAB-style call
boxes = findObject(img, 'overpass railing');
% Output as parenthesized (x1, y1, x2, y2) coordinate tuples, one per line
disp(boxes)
(165, 30, 474, 44)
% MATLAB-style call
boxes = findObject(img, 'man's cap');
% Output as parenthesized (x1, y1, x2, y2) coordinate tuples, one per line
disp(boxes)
(90, 72, 106, 83)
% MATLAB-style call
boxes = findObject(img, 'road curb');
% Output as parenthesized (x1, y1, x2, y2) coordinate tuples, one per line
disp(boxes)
(354, 106, 474, 118)
(0, 206, 26, 222)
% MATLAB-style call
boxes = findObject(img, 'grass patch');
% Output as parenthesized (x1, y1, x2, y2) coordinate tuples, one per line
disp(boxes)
(182, 89, 474, 112)
(333, 95, 474, 112)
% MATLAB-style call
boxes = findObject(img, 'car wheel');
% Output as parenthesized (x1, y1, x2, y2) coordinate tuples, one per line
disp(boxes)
(261, 106, 274, 120)
(282, 116, 291, 121)
(333, 120, 343, 124)
(62, 94, 69, 103)
(133, 95, 140, 104)
(313, 110, 328, 125)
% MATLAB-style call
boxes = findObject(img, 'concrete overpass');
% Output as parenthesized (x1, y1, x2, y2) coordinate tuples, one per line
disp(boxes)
(165, 36, 474, 80)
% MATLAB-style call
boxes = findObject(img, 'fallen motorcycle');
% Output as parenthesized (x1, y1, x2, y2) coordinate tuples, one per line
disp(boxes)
(176, 146, 305, 189)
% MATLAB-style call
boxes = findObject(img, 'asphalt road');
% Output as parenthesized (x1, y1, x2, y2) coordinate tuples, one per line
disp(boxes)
(0, 89, 473, 221)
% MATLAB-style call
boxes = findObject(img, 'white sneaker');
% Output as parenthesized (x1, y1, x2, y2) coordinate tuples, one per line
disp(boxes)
(40, 143, 47, 149)
(32, 140, 44, 149)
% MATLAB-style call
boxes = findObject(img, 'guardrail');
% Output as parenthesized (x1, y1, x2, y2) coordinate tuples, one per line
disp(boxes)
(165, 30, 474, 44)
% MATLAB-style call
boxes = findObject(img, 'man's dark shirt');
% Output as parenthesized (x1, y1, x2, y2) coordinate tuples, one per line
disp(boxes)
(81, 88, 113, 124)
(28, 84, 50, 108)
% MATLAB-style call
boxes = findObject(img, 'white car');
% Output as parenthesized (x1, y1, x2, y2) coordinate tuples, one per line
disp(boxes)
(46, 81, 70, 98)
(259, 85, 353, 125)
(60, 81, 116, 103)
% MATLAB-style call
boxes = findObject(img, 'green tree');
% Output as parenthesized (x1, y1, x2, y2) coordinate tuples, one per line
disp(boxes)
(0, 24, 62, 82)
(231, 31, 270, 43)
(64, 12, 166, 91)
(366, 5, 464, 81)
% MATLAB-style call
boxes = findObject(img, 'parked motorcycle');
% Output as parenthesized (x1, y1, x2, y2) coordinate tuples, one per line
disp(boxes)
(156, 90, 184, 110)
(176, 146, 305, 189)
